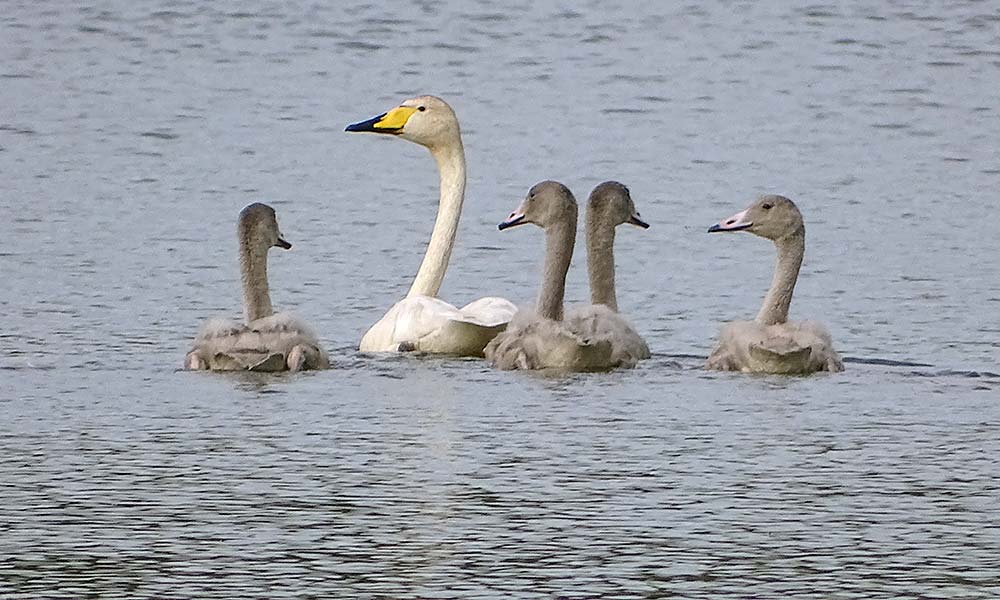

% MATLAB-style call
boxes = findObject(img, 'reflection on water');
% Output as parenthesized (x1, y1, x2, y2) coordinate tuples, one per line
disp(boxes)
(2, 362, 998, 598)
(2, 1, 999, 598)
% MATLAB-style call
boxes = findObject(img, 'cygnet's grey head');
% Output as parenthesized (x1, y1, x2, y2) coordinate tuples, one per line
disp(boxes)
(239, 203, 292, 250)
(498, 181, 578, 231)
(588, 181, 649, 229)
(708, 195, 804, 240)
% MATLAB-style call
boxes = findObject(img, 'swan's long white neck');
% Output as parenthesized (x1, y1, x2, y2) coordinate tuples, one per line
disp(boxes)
(240, 239, 274, 324)
(407, 140, 465, 298)
(586, 209, 618, 312)
(537, 216, 577, 322)
(757, 228, 804, 325)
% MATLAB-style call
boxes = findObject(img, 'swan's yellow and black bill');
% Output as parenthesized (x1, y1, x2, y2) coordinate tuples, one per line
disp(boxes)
(345, 106, 417, 134)
(276, 236, 292, 249)
(708, 208, 752, 233)
(498, 213, 526, 230)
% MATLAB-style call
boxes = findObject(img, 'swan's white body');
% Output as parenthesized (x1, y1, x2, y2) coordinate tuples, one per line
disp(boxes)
(347, 96, 515, 355)
(187, 313, 328, 372)
(359, 295, 512, 355)
(185, 203, 329, 372)
(706, 195, 843, 375)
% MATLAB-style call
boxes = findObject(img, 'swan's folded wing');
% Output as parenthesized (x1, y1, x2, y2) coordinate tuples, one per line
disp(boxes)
(711, 321, 811, 373)
(748, 339, 814, 374)
(418, 319, 506, 356)
(707, 321, 768, 372)
(485, 314, 616, 371)
(526, 326, 614, 371)
(208, 349, 277, 371)
(708, 320, 843, 374)
(246, 352, 288, 372)
(565, 304, 650, 367)
(788, 320, 844, 372)
(459, 296, 517, 327)
(360, 295, 505, 355)
(373, 296, 462, 350)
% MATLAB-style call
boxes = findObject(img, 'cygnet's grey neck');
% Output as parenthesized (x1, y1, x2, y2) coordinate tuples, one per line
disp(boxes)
(586, 208, 618, 312)
(537, 214, 577, 321)
(240, 235, 274, 323)
(756, 228, 805, 325)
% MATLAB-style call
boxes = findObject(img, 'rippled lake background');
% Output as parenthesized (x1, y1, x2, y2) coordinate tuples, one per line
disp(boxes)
(3, 1, 999, 598)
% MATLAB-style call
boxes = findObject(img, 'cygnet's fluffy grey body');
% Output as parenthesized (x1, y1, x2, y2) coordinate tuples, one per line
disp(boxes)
(185, 203, 328, 372)
(706, 195, 843, 374)
(484, 181, 649, 371)
(563, 181, 650, 366)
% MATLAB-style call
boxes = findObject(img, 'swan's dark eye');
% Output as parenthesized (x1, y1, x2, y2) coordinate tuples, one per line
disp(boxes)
(762, 203, 773, 210)
(417, 106, 426, 112)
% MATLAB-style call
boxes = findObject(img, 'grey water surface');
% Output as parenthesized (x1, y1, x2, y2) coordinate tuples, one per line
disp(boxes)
(2, 1, 999, 598)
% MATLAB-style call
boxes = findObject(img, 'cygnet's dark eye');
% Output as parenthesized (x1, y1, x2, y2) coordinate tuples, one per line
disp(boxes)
(417, 106, 426, 112)
(762, 202, 773, 210)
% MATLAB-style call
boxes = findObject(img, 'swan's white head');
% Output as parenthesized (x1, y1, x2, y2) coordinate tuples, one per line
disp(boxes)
(239, 203, 291, 251)
(588, 181, 649, 229)
(708, 195, 803, 240)
(345, 95, 460, 149)
(499, 181, 578, 231)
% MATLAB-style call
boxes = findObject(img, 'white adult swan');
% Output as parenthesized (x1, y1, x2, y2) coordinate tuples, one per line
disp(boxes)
(346, 95, 516, 355)
(485, 181, 626, 371)
(706, 195, 843, 374)
(185, 203, 329, 372)
(565, 181, 651, 366)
